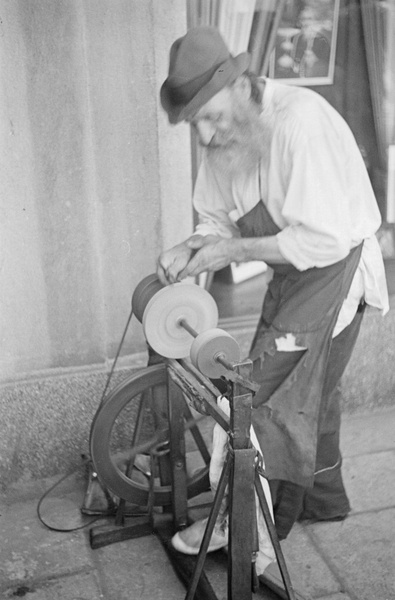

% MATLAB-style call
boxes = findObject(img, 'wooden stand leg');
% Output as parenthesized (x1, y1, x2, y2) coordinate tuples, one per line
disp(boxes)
(226, 361, 256, 598)
(168, 376, 189, 531)
(254, 472, 297, 600)
(185, 452, 233, 600)
(228, 447, 257, 599)
(226, 360, 302, 600)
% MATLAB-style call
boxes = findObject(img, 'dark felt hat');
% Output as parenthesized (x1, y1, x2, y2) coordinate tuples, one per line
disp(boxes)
(160, 26, 251, 124)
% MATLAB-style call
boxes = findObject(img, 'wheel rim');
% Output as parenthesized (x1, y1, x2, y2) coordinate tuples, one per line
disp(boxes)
(89, 363, 211, 506)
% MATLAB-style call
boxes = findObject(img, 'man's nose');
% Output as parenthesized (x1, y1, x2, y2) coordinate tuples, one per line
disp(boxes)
(195, 121, 216, 147)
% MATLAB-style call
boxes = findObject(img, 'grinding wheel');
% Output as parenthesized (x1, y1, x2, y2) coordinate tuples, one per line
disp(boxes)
(132, 273, 164, 323)
(143, 283, 219, 358)
(190, 328, 240, 378)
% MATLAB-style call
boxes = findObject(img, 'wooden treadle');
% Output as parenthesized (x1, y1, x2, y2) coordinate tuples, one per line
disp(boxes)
(89, 516, 152, 549)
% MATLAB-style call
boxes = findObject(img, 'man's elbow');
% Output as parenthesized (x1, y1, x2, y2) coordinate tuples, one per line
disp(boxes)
(318, 234, 352, 266)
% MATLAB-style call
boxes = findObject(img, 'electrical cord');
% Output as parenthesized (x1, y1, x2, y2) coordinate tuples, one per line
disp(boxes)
(36, 456, 103, 532)
(36, 307, 135, 533)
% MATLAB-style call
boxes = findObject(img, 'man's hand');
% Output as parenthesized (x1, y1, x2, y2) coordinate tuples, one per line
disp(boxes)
(157, 235, 233, 284)
(178, 235, 233, 279)
(157, 235, 207, 284)
(157, 234, 286, 285)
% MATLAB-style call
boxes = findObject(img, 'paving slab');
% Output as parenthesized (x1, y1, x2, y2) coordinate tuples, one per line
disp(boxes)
(340, 409, 395, 458)
(91, 534, 186, 600)
(1, 571, 103, 600)
(306, 509, 395, 600)
(342, 450, 395, 513)
(279, 525, 340, 599)
(0, 498, 93, 593)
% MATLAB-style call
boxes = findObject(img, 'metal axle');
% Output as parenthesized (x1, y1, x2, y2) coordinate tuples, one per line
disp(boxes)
(178, 318, 235, 373)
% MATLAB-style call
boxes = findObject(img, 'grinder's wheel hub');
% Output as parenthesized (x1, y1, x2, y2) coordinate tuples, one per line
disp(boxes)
(142, 283, 219, 358)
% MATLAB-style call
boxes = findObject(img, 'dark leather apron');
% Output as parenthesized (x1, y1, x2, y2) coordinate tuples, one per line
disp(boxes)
(237, 200, 363, 487)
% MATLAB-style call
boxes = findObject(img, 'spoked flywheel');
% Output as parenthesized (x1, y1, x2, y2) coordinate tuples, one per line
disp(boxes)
(89, 363, 212, 507)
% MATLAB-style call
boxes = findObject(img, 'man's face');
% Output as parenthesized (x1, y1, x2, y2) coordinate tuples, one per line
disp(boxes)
(188, 82, 268, 176)
(189, 86, 237, 148)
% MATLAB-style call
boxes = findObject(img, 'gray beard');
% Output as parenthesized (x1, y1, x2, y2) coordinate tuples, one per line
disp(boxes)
(207, 140, 264, 177)
(206, 113, 271, 178)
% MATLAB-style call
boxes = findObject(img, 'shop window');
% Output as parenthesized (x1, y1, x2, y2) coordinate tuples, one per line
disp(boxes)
(361, 0, 395, 224)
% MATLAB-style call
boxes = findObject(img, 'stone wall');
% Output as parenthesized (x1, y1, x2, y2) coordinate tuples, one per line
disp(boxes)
(0, 0, 192, 381)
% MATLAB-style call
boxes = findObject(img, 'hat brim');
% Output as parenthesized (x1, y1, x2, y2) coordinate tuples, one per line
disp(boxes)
(161, 52, 251, 124)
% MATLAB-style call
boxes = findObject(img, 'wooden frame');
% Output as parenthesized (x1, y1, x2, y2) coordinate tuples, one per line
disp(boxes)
(268, 0, 340, 86)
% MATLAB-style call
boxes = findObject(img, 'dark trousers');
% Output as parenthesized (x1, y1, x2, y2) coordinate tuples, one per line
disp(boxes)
(252, 304, 365, 540)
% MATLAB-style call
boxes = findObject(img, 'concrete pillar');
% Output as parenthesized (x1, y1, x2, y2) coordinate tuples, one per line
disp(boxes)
(0, 0, 192, 381)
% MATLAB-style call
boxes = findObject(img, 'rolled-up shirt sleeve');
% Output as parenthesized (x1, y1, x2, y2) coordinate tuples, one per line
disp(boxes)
(275, 132, 356, 270)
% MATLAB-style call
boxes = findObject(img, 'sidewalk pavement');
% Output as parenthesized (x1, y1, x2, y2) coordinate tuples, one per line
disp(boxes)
(1, 407, 394, 600)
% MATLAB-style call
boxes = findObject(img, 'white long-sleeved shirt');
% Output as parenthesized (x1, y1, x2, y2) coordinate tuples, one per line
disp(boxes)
(193, 79, 389, 334)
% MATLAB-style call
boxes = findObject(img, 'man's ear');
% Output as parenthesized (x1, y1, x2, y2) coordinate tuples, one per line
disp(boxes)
(232, 74, 252, 101)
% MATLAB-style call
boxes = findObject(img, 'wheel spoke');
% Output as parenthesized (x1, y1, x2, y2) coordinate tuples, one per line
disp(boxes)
(90, 363, 211, 506)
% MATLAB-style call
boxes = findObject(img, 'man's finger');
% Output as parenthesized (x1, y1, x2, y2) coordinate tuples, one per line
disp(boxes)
(178, 254, 203, 279)
(157, 263, 170, 285)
